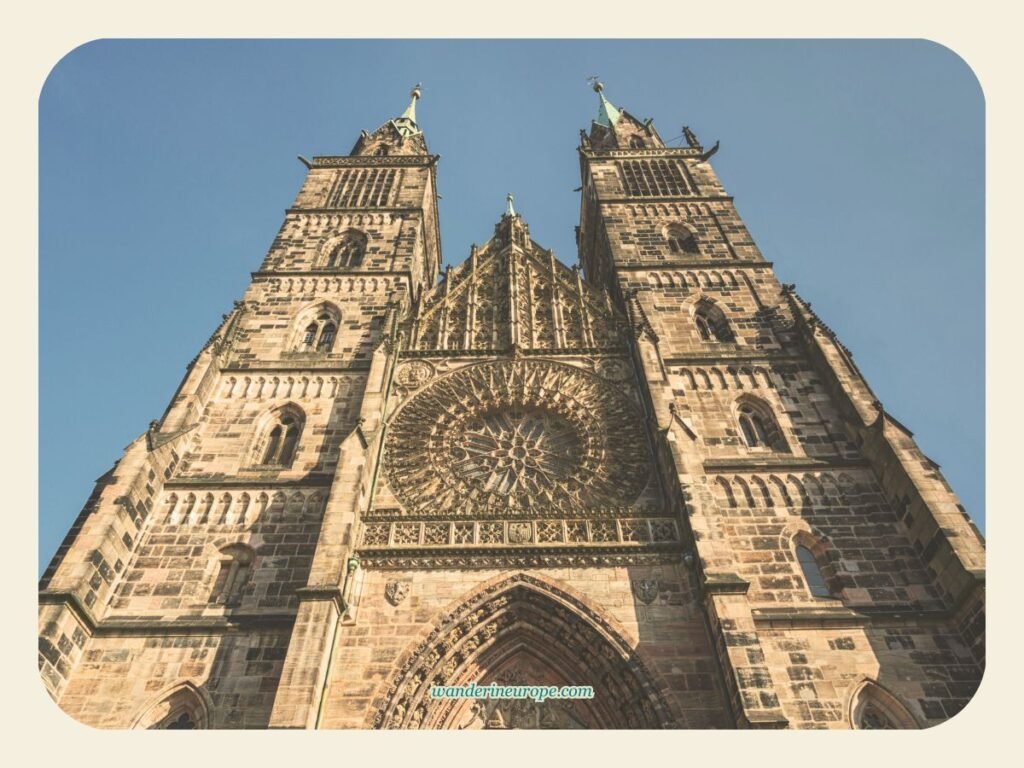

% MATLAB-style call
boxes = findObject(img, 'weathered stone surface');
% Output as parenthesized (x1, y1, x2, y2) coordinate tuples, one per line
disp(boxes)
(39, 88, 984, 730)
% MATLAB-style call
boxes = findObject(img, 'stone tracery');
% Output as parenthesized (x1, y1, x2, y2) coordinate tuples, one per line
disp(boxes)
(384, 359, 651, 517)
(370, 574, 675, 729)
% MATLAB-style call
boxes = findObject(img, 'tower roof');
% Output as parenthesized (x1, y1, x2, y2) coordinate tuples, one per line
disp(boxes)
(391, 83, 423, 137)
(352, 84, 429, 155)
(592, 81, 621, 128)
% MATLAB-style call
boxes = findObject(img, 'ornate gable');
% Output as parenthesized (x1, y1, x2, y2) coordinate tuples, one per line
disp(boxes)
(412, 212, 627, 353)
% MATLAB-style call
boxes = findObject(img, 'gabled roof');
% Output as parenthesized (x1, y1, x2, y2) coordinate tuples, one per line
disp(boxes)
(412, 210, 627, 353)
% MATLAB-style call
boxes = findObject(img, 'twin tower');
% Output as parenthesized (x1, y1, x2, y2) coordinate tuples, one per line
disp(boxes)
(39, 84, 985, 730)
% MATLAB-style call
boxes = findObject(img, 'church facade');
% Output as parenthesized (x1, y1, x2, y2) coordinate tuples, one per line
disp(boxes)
(38, 85, 985, 730)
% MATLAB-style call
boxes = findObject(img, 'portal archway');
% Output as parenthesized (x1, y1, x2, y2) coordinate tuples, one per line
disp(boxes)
(370, 573, 676, 729)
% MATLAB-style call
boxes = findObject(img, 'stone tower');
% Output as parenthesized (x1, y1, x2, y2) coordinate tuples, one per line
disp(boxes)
(39, 84, 985, 730)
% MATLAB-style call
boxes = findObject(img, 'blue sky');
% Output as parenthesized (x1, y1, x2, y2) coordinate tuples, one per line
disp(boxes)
(39, 39, 984, 573)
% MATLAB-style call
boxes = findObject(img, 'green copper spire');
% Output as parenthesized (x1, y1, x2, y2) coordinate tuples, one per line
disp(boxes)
(392, 83, 422, 137)
(592, 80, 621, 128)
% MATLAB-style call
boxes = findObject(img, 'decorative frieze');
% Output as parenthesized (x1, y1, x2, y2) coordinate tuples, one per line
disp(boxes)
(358, 517, 679, 548)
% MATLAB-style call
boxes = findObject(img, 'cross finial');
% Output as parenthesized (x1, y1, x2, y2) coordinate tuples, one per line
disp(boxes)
(586, 75, 603, 93)
(410, 82, 422, 100)
(506, 192, 516, 217)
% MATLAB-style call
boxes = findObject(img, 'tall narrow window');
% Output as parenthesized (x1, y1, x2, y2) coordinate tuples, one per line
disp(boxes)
(736, 399, 786, 451)
(695, 314, 713, 341)
(738, 406, 770, 447)
(316, 321, 336, 351)
(210, 544, 255, 605)
(256, 407, 305, 468)
(375, 145, 389, 156)
(326, 233, 367, 269)
(295, 306, 340, 353)
(694, 302, 733, 342)
(302, 322, 318, 348)
(262, 426, 282, 465)
(796, 545, 831, 598)
(629, 136, 645, 149)
(666, 226, 700, 255)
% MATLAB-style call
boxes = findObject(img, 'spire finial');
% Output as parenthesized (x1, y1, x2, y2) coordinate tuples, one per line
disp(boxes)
(399, 83, 422, 126)
(392, 83, 424, 137)
(506, 192, 516, 217)
(587, 76, 621, 128)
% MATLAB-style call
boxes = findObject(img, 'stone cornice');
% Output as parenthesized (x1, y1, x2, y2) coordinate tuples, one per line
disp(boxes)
(703, 456, 870, 473)
(89, 613, 297, 636)
(662, 352, 804, 366)
(702, 573, 750, 595)
(220, 361, 372, 373)
(39, 590, 297, 635)
(39, 590, 98, 633)
(580, 147, 704, 160)
(294, 585, 346, 615)
(164, 475, 334, 489)
(614, 259, 771, 271)
(598, 195, 735, 205)
(286, 206, 424, 215)
(310, 154, 439, 168)
(357, 546, 683, 570)
(750, 604, 958, 629)
(399, 345, 628, 359)
(252, 268, 414, 280)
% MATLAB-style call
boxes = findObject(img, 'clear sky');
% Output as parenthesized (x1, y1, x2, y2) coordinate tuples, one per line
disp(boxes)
(39, 39, 984, 574)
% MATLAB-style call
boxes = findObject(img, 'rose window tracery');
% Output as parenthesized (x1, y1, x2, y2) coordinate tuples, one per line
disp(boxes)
(384, 360, 650, 517)
(452, 407, 583, 497)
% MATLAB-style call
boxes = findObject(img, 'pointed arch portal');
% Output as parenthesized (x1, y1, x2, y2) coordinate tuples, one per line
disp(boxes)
(370, 574, 675, 729)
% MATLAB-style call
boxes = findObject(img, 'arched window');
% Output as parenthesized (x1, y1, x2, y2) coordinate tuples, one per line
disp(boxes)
(164, 712, 197, 730)
(850, 681, 919, 730)
(629, 136, 645, 149)
(796, 545, 831, 598)
(736, 399, 786, 451)
(695, 314, 713, 341)
(131, 683, 210, 730)
(693, 301, 733, 342)
(316, 321, 336, 351)
(295, 306, 340, 353)
(739, 406, 770, 446)
(302, 322, 318, 347)
(210, 543, 255, 605)
(255, 406, 305, 468)
(375, 145, 389, 156)
(326, 232, 367, 269)
(666, 225, 700, 255)
(859, 706, 897, 729)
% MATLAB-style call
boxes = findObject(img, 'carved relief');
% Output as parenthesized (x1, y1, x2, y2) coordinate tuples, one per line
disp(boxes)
(384, 360, 651, 518)
(631, 579, 659, 605)
(395, 360, 434, 390)
(507, 523, 533, 544)
(598, 358, 632, 382)
(385, 580, 411, 606)
(370, 574, 675, 729)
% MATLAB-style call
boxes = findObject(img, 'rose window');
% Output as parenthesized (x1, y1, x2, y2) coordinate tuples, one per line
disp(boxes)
(452, 408, 584, 497)
(384, 360, 651, 517)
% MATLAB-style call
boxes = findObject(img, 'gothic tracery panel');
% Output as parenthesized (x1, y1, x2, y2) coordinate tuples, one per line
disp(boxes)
(384, 359, 651, 518)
